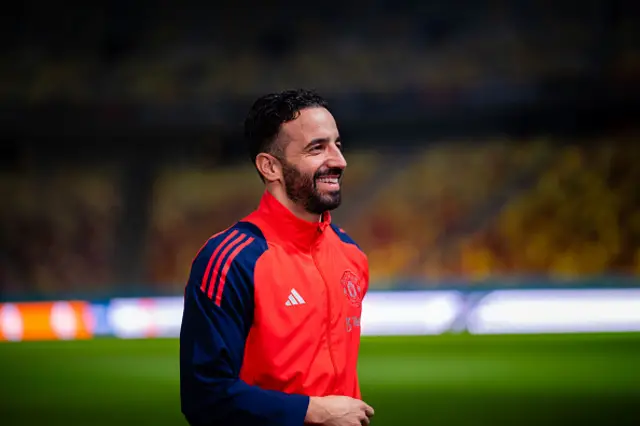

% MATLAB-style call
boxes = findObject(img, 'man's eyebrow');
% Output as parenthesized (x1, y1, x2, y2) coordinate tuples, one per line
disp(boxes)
(304, 136, 341, 149)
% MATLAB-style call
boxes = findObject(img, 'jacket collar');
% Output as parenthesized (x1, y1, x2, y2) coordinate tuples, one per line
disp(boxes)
(256, 189, 331, 250)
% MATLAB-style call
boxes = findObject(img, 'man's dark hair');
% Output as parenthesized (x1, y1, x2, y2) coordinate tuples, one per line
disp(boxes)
(244, 89, 329, 181)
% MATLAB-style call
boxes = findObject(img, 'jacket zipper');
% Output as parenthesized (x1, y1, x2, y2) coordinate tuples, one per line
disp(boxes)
(311, 229, 339, 392)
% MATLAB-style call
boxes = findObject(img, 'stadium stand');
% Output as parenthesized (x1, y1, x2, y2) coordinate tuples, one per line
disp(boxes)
(3, 3, 638, 299)
(3, 137, 637, 296)
(0, 167, 123, 297)
(444, 134, 640, 279)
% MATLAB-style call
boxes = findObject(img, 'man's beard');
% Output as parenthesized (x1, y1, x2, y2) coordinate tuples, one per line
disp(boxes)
(281, 159, 343, 215)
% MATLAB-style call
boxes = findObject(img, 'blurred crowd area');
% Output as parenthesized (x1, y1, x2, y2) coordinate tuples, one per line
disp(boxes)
(2, 135, 639, 297)
(364, 135, 640, 283)
(1, 166, 124, 296)
(2, 1, 639, 299)
(2, 1, 638, 107)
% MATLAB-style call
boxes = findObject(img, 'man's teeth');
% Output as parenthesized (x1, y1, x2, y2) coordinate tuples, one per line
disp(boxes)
(317, 177, 339, 184)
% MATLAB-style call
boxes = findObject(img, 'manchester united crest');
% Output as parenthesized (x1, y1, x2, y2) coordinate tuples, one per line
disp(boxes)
(341, 270, 363, 307)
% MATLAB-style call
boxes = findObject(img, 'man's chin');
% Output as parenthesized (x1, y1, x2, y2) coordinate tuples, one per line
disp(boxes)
(320, 188, 342, 200)
(305, 192, 342, 215)
(317, 194, 342, 211)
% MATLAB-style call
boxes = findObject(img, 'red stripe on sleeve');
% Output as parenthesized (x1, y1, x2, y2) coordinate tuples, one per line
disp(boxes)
(207, 233, 247, 299)
(191, 227, 231, 267)
(215, 237, 255, 306)
(200, 230, 239, 294)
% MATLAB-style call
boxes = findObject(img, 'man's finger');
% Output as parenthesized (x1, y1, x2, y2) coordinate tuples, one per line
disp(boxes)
(363, 403, 375, 417)
(359, 413, 371, 426)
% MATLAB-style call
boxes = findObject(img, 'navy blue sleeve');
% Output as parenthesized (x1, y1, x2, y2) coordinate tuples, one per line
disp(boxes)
(179, 225, 310, 426)
(330, 223, 364, 253)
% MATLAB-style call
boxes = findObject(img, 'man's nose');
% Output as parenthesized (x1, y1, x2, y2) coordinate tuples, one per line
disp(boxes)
(328, 145, 347, 169)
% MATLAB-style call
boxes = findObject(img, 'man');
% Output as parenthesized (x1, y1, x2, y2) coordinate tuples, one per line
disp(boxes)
(180, 89, 374, 426)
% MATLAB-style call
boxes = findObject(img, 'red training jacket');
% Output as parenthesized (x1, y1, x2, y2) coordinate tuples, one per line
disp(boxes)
(180, 190, 369, 426)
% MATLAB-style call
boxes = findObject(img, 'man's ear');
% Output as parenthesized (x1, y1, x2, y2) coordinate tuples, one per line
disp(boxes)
(255, 153, 282, 183)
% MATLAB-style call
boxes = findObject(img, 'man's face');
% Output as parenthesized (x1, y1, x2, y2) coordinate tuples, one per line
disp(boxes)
(277, 107, 347, 215)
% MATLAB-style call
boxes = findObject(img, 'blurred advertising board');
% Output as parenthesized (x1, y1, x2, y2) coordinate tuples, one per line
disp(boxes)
(2, 288, 640, 341)
(106, 297, 183, 339)
(359, 291, 464, 336)
(466, 289, 640, 334)
(101, 288, 640, 338)
(0, 301, 94, 342)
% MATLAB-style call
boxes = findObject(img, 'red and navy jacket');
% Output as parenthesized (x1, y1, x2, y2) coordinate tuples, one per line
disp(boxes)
(180, 190, 369, 426)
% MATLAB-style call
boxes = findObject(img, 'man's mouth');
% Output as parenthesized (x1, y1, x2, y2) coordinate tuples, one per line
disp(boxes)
(316, 175, 340, 185)
(315, 172, 342, 191)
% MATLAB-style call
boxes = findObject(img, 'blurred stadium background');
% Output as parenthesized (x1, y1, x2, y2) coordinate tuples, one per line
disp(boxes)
(1, 1, 640, 425)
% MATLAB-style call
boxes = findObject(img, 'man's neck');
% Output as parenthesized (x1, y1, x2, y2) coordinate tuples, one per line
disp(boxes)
(265, 185, 321, 223)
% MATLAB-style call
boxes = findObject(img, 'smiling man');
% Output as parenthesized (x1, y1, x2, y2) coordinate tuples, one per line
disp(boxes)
(180, 89, 374, 426)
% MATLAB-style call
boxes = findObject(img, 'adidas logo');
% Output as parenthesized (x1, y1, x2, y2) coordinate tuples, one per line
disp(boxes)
(285, 288, 306, 306)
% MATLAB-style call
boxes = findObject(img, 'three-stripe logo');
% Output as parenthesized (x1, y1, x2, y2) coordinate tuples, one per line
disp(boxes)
(200, 229, 255, 307)
(285, 288, 306, 306)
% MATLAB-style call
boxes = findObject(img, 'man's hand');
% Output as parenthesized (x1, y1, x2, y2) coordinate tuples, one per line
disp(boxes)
(305, 395, 375, 426)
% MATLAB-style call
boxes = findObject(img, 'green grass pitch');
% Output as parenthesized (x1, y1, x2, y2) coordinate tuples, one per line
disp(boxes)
(1, 333, 639, 425)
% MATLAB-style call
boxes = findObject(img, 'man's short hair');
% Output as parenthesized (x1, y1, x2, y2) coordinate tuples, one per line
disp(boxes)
(244, 89, 329, 181)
